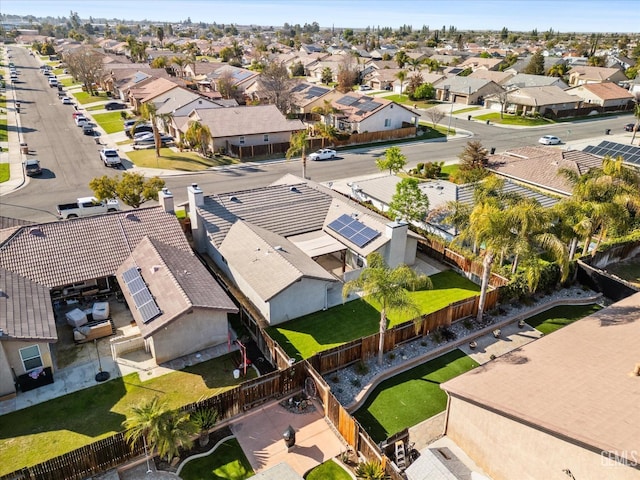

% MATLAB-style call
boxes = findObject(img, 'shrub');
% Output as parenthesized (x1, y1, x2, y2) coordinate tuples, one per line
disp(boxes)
(387, 352, 396, 361)
(331, 374, 340, 383)
(355, 360, 369, 375)
(462, 318, 473, 330)
(350, 378, 361, 387)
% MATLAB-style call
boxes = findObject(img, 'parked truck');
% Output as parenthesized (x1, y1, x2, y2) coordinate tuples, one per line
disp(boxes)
(57, 197, 121, 219)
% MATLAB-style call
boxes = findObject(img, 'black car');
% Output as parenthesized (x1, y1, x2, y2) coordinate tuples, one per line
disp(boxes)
(624, 123, 637, 132)
(104, 101, 127, 111)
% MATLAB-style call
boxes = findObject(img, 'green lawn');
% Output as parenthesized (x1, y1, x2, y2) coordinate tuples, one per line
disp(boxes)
(60, 78, 81, 87)
(179, 438, 254, 480)
(0, 352, 255, 476)
(525, 303, 602, 335)
(383, 94, 439, 110)
(474, 112, 554, 127)
(0, 117, 7, 142)
(72, 91, 110, 105)
(92, 112, 128, 134)
(306, 460, 351, 480)
(439, 163, 459, 180)
(268, 271, 480, 360)
(0, 163, 9, 183)
(126, 148, 237, 171)
(353, 349, 478, 442)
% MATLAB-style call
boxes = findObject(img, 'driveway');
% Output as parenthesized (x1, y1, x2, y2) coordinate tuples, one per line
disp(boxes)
(230, 399, 346, 476)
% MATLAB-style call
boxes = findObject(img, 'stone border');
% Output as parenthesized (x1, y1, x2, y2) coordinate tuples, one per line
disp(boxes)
(175, 434, 236, 476)
(346, 292, 602, 413)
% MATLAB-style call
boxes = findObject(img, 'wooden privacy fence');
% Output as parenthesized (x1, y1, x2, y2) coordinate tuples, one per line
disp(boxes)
(309, 293, 498, 375)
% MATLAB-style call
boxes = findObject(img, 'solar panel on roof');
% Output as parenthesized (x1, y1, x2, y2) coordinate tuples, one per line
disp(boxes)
(291, 84, 306, 93)
(121, 267, 162, 323)
(327, 213, 381, 248)
(336, 96, 358, 106)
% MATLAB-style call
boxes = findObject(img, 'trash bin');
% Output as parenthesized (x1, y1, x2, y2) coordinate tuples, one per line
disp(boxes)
(283, 425, 296, 448)
(490, 147, 496, 155)
(20, 143, 28, 154)
(605, 129, 611, 135)
(486, 120, 490, 125)
(467, 115, 472, 121)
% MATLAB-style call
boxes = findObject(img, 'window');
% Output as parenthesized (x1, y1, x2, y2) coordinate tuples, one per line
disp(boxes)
(239, 136, 245, 145)
(20, 345, 43, 372)
(384, 119, 391, 127)
(263, 134, 269, 142)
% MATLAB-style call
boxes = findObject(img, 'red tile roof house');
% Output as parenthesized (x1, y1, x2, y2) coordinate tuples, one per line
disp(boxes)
(567, 66, 628, 87)
(441, 292, 640, 480)
(565, 81, 635, 109)
(0, 206, 237, 398)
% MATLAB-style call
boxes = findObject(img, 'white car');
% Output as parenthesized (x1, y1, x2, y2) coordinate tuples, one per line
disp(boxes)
(61, 96, 73, 105)
(75, 115, 89, 127)
(308, 148, 337, 161)
(538, 135, 561, 145)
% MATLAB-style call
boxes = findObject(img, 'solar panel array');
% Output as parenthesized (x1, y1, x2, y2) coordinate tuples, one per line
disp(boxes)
(305, 86, 329, 98)
(336, 96, 359, 106)
(583, 141, 640, 166)
(291, 84, 306, 93)
(327, 214, 380, 248)
(122, 267, 161, 324)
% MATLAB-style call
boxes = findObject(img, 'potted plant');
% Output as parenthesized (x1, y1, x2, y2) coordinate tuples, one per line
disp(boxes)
(190, 408, 218, 447)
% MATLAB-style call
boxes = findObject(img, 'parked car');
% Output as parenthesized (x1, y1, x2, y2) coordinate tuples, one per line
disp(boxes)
(538, 135, 561, 145)
(48, 77, 58, 87)
(75, 115, 89, 126)
(624, 123, 637, 132)
(23, 159, 42, 176)
(308, 148, 337, 161)
(126, 123, 153, 138)
(61, 96, 73, 105)
(83, 124, 95, 135)
(104, 101, 126, 110)
(99, 148, 122, 167)
(359, 85, 372, 91)
(133, 133, 174, 148)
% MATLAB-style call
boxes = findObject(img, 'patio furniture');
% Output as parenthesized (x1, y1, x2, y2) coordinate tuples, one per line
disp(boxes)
(65, 308, 87, 327)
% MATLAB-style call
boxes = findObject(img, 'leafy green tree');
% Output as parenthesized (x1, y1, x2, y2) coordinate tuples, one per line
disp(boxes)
(452, 141, 489, 184)
(395, 50, 409, 68)
(184, 121, 213, 156)
(286, 130, 309, 179)
(376, 146, 407, 174)
(321, 67, 333, 84)
(90, 172, 165, 208)
(523, 50, 545, 75)
(343, 253, 431, 366)
(388, 177, 430, 223)
(156, 26, 164, 46)
(412, 83, 434, 100)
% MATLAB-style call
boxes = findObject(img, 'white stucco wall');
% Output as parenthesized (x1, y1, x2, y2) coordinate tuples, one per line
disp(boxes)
(214, 131, 292, 150)
(0, 344, 15, 398)
(445, 396, 640, 480)
(268, 277, 335, 325)
(358, 103, 417, 132)
(149, 308, 229, 364)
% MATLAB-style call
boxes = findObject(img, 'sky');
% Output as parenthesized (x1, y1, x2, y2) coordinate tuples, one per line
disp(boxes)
(2, 0, 639, 33)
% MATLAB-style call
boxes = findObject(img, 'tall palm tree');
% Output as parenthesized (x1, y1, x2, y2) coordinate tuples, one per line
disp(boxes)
(314, 123, 338, 148)
(395, 70, 407, 96)
(185, 121, 213, 157)
(286, 130, 309, 180)
(122, 397, 167, 457)
(171, 56, 187, 78)
(343, 252, 431, 366)
(139, 102, 164, 159)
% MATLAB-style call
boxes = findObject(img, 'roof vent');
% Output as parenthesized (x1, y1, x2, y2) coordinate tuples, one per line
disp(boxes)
(150, 265, 162, 274)
(229, 195, 238, 201)
(289, 186, 298, 192)
(274, 245, 284, 251)
(28, 227, 43, 236)
(125, 212, 138, 221)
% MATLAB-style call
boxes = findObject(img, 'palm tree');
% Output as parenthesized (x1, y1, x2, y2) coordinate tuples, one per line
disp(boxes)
(122, 397, 167, 458)
(286, 130, 309, 180)
(155, 410, 195, 464)
(343, 252, 431, 366)
(185, 121, 213, 156)
(314, 123, 338, 148)
(139, 102, 163, 158)
(395, 70, 407, 96)
(171, 56, 187, 78)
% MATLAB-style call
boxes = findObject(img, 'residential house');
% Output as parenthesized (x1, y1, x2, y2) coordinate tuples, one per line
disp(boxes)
(468, 70, 515, 86)
(502, 73, 569, 90)
(504, 55, 566, 75)
(441, 292, 640, 480)
(287, 82, 342, 115)
(156, 95, 235, 141)
(184, 104, 305, 155)
(185, 175, 420, 325)
(433, 77, 504, 105)
(565, 82, 634, 109)
(483, 85, 581, 116)
(328, 93, 419, 134)
(457, 56, 505, 72)
(127, 76, 186, 112)
(567, 66, 628, 87)
(0, 206, 237, 397)
(196, 65, 260, 100)
(486, 146, 603, 196)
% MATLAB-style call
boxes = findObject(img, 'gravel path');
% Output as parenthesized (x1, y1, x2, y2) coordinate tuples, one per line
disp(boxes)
(324, 286, 606, 408)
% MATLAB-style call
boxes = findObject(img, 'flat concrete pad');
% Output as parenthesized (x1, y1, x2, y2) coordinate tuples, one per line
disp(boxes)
(458, 322, 543, 365)
(231, 400, 345, 476)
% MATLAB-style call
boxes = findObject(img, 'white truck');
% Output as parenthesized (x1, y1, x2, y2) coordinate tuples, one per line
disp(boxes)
(99, 148, 122, 167)
(57, 197, 121, 219)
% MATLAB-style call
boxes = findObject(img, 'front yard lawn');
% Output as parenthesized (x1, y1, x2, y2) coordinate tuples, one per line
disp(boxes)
(474, 112, 554, 127)
(72, 91, 110, 105)
(353, 349, 478, 442)
(126, 148, 237, 171)
(0, 117, 7, 142)
(525, 303, 602, 335)
(0, 163, 9, 182)
(92, 112, 127, 134)
(0, 352, 255, 476)
(268, 270, 480, 360)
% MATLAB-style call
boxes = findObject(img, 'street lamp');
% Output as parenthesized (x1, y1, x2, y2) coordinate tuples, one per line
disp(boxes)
(94, 339, 110, 382)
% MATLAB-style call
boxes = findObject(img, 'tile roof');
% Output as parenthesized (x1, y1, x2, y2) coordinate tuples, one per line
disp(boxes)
(332, 93, 393, 122)
(569, 81, 634, 100)
(219, 221, 336, 301)
(0, 268, 56, 341)
(0, 207, 190, 288)
(117, 237, 237, 338)
(569, 66, 625, 81)
(504, 85, 580, 107)
(487, 146, 603, 195)
(442, 292, 640, 462)
(189, 105, 305, 137)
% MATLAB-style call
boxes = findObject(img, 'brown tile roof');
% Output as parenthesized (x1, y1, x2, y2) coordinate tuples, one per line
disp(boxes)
(116, 238, 237, 338)
(0, 207, 190, 288)
(442, 292, 640, 461)
(576, 81, 635, 100)
(0, 268, 56, 341)
(487, 146, 603, 195)
(0, 216, 33, 244)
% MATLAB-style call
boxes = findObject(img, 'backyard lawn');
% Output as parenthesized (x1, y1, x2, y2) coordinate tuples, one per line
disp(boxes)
(92, 111, 128, 134)
(525, 303, 602, 335)
(179, 438, 254, 480)
(306, 459, 351, 480)
(267, 270, 480, 360)
(0, 352, 255, 476)
(353, 349, 478, 443)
